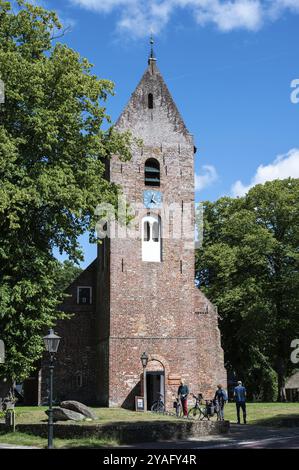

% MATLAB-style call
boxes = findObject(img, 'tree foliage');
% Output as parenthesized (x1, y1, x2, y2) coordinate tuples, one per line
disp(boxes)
(54, 260, 83, 293)
(196, 179, 299, 401)
(0, 1, 131, 380)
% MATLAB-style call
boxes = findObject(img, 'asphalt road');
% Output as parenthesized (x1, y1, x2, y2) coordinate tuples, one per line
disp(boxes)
(121, 424, 299, 449)
(0, 424, 298, 449)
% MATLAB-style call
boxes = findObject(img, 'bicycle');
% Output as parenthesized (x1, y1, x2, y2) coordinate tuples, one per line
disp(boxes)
(214, 400, 222, 421)
(187, 393, 205, 420)
(150, 393, 165, 413)
(173, 396, 184, 418)
(188, 394, 215, 420)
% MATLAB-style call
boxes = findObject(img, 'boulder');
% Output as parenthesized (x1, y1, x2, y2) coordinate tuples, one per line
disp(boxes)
(45, 407, 85, 422)
(60, 400, 97, 420)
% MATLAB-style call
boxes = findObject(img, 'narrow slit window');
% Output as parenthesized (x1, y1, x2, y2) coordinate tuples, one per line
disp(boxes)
(75, 372, 83, 388)
(148, 93, 153, 109)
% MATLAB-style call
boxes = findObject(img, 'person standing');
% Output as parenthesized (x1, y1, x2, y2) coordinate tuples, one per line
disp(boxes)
(214, 384, 228, 421)
(234, 381, 247, 424)
(177, 379, 189, 417)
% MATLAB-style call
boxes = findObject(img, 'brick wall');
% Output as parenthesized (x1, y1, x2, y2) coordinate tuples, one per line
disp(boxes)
(39, 58, 226, 409)
(101, 59, 226, 409)
(40, 261, 97, 405)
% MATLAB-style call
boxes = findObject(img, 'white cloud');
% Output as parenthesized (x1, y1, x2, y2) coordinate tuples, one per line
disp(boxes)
(231, 148, 299, 197)
(195, 164, 218, 191)
(69, 0, 299, 37)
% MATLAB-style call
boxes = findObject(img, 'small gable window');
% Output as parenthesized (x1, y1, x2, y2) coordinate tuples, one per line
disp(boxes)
(148, 93, 153, 109)
(77, 286, 92, 305)
(145, 158, 160, 187)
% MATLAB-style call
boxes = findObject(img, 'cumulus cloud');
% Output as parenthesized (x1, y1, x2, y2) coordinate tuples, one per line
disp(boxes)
(69, 0, 299, 37)
(231, 148, 299, 197)
(195, 164, 218, 191)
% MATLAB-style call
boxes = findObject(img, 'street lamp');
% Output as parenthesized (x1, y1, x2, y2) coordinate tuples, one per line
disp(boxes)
(140, 352, 148, 412)
(43, 329, 61, 449)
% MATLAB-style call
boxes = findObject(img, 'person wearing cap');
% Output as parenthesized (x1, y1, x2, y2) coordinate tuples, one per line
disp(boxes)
(234, 381, 247, 424)
(177, 379, 189, 417)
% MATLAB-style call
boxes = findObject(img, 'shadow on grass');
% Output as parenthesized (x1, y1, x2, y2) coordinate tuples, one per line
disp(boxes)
(59, 440, 118, 449)
(252, 414, 299, 428)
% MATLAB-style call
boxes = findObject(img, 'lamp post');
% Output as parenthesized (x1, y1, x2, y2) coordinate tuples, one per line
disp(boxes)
(140, 352, 148, 412)
(43, 329, 61, 449)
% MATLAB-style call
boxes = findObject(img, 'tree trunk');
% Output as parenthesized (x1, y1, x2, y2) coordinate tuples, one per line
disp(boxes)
(277, 373, 286, 402)
(277, 358, 287, 402)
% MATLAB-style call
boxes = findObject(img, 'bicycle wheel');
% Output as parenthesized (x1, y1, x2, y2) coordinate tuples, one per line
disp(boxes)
(176, 403, 183, 418)
(157, 401, 165, 413)
(188, 406, 203, 420)
(151, 401, 165, 413)
(151, 401, 158, 412)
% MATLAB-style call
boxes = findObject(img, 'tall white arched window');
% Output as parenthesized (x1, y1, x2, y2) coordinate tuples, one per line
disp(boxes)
(142, 215, 161, 262)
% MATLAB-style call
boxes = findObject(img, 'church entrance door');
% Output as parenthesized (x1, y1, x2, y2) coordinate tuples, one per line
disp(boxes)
(146, 371, 165, 410)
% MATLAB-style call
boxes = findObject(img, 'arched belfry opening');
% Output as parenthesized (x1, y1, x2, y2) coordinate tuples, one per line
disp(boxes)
(144, 158, 160, 186)
(142, 214, 161, 262)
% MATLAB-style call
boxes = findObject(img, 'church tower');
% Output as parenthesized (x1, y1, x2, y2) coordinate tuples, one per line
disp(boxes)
(95, 42, 226, 408)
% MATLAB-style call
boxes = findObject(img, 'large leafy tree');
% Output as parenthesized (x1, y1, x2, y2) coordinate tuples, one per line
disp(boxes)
(0, 1, 131, 381)
(54, 260, 83, 293)
(196, 179, 299, 401)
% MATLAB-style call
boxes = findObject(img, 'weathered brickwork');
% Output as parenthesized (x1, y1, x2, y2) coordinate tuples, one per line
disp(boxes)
(40, 262, 98, 405)
(97, 57, 226, 408)
(38, 55, 226, 408)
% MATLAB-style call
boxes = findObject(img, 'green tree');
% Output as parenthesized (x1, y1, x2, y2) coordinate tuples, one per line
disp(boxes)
(196, 179, 299, 401)
(54, 260, 83, 293)
(0, 1, 131, 381)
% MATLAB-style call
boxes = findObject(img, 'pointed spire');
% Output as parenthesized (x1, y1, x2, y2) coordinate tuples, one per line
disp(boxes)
(148, 34, 157, 70)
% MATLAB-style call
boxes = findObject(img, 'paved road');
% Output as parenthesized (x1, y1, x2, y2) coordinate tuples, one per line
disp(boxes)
(1, 424, 298, 449)
(121, 424, 299, 449)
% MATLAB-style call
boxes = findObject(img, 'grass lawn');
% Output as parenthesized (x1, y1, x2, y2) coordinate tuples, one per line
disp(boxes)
(9, 405, 181, 425)
(0, 402, 298, 448)
(224, 402, 299, 426)
(0, 431, 118, 448)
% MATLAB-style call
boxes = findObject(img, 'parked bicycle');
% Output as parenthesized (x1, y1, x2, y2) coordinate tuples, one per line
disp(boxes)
(213, 400, 222, 421)
(188, 393, 215, 420)
(173, 396, 184, 418)
(150, 393, 165, 413)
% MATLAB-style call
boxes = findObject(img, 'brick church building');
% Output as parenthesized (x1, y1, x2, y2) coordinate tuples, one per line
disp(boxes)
(28, 45, 226, 409)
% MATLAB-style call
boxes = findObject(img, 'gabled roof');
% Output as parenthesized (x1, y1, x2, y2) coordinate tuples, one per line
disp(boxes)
(286, 371, 299, 389)
(115, 56, 193, 147)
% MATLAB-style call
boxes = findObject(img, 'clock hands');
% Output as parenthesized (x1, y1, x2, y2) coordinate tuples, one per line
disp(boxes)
(144, 190, 161, 208)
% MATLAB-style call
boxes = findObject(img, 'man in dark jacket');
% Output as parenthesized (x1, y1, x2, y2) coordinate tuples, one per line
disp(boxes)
(177, 380, 189, 417)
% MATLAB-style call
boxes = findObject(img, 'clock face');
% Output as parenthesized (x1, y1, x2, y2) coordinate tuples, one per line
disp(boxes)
(143, 190, 163, 209)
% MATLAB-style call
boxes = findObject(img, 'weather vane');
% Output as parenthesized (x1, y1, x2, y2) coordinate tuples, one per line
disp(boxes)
(149, 33, 155, 60)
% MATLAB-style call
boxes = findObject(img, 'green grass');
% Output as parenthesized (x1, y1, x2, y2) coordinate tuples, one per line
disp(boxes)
(0, 431, 118, 448)
(12, 405, 181, 425)
(223, 402, 299, 425)
(0, 403, 298, 448)
(12, 403, 299, 426)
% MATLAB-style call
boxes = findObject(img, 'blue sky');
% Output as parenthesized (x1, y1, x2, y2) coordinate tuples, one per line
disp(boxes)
(42, 0, 299, 267)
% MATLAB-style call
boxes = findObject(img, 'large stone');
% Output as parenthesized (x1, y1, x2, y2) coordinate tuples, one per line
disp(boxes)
(45, 407, 85, 422)
(60, 400, 96, 420)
